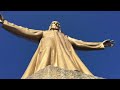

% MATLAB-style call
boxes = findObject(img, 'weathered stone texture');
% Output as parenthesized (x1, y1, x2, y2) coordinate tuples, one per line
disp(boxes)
(26, 65, 104, 79)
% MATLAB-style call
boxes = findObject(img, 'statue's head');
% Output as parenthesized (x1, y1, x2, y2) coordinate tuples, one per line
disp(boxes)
(48, 21, 61, 32)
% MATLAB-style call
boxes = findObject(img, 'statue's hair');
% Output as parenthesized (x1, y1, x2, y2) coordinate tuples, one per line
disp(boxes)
(48, 21, 61, 32)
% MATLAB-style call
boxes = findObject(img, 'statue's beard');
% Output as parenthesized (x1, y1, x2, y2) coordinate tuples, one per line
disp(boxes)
(50, 28, 60, 31)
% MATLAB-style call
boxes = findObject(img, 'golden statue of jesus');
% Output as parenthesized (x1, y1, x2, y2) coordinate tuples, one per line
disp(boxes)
(0, 15, 114, 79)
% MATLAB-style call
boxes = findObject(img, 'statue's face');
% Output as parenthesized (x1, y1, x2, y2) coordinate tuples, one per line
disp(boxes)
(50, 21, 60, 30)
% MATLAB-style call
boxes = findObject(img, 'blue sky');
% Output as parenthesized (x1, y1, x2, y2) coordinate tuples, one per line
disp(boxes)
(0, 11, 119, 79)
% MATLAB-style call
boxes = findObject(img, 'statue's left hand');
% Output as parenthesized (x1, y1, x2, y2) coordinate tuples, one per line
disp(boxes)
(103, 39, 114, 47)
(0, 14, 4, 24)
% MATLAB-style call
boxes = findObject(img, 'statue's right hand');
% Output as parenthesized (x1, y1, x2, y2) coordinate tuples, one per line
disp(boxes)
(0, 14, 4, 24)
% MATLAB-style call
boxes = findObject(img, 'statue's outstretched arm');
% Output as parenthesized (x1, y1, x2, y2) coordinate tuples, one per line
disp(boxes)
(68, 36, 114, 50)
(0, 15, 43, 42)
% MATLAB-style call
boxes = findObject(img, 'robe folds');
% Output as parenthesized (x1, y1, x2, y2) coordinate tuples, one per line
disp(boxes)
(2, 20, 105, 79)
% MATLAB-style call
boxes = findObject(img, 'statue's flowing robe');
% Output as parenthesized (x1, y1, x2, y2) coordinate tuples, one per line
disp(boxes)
(2, 20, 105, 79)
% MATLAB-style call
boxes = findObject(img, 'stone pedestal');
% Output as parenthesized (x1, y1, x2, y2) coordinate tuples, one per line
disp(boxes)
(26, 65, 104, 79)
